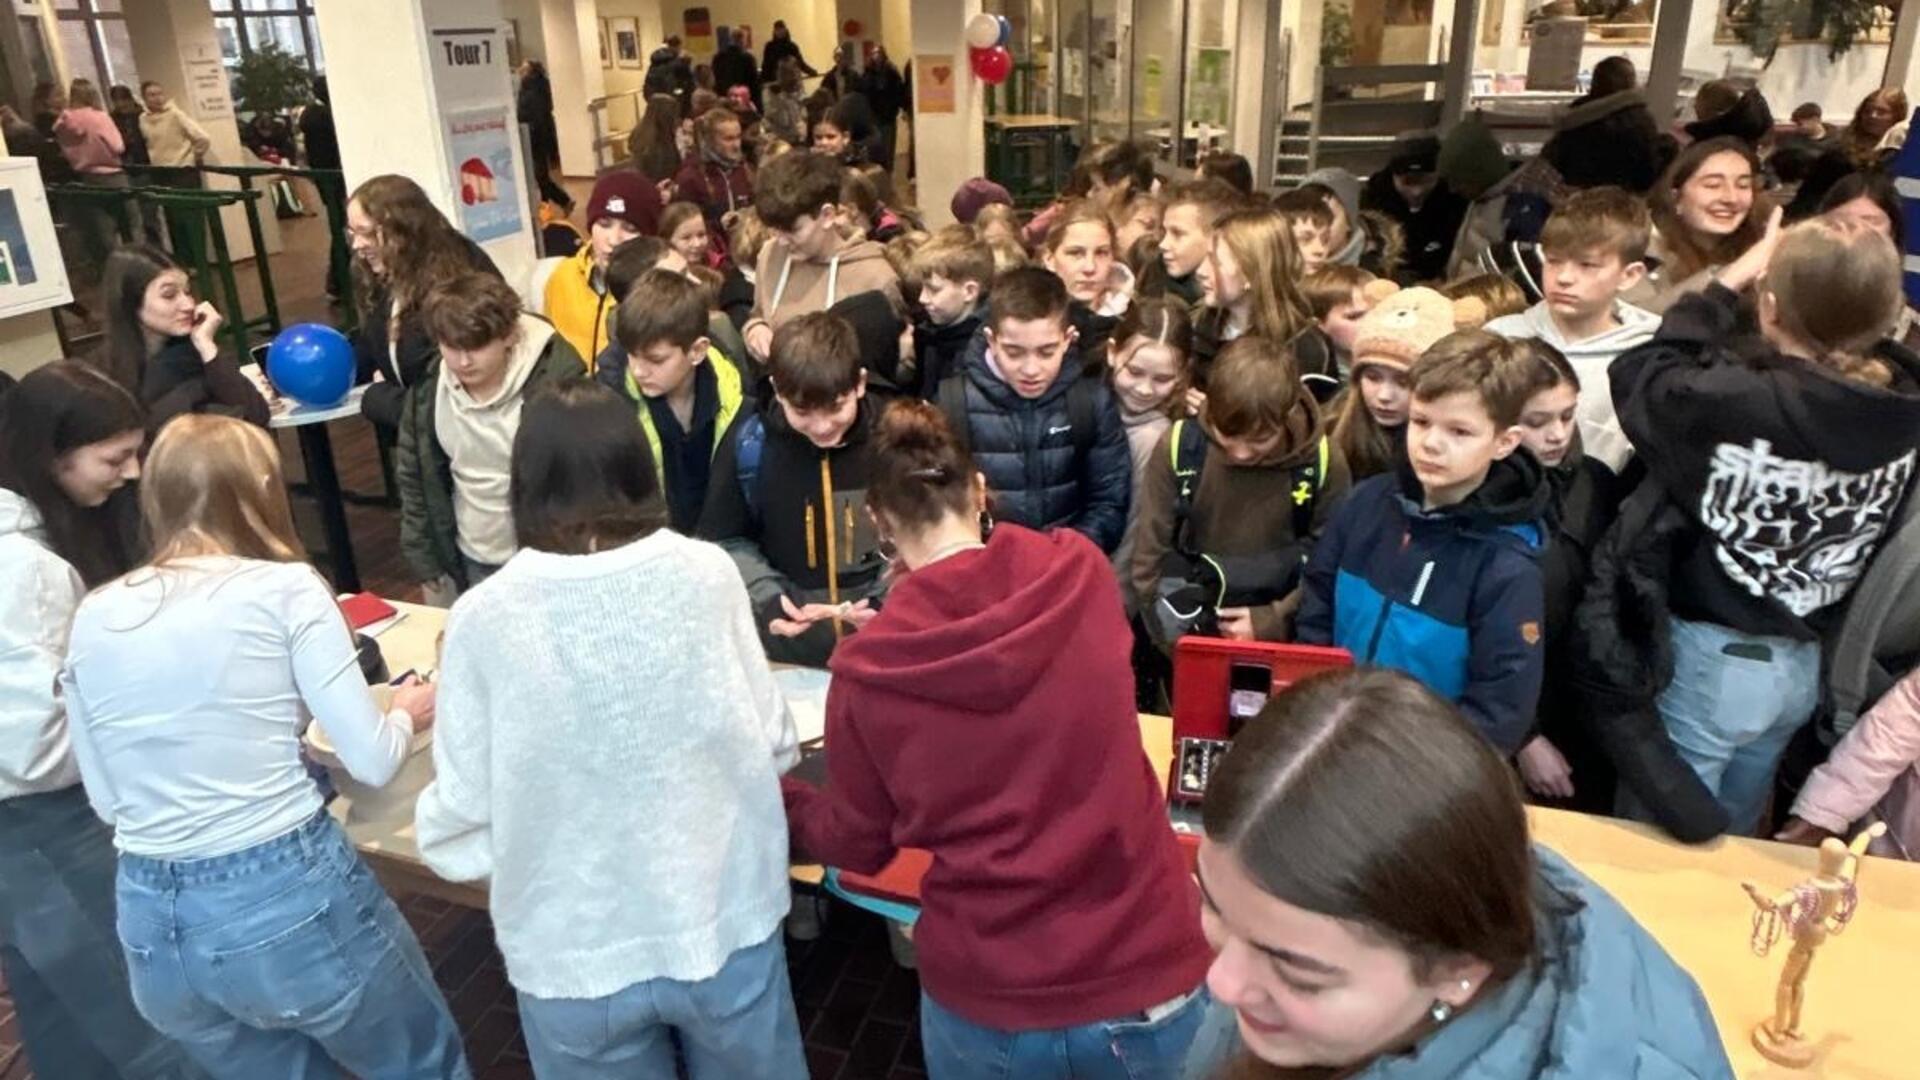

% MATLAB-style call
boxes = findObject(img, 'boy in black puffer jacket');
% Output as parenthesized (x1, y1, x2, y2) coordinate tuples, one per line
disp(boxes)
(935, 268, 1132, 553)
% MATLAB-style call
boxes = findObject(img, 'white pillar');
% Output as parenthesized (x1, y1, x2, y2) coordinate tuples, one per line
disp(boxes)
(123, 0, 281, 259)
(541, 0, 603, 178)
(1889, 0, 1920, 97)
(314, 0, 538, 293)
(0, 124, 61, 380)
(909, 0, 986, 228)
(1644, 0, 1694, 129)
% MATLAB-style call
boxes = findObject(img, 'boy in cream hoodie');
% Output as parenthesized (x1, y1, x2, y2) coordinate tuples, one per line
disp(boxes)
(1483, 187, 1659, 471)
(398, 273, 584, 597)
(742, 151, 900, 363)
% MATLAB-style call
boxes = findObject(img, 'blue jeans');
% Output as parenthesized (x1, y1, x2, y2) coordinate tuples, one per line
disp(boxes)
(517, 930, 805, 1079)
(1651, 617, 1821, 834)
(920, 985, 1208, 1080)
(0, 785, 204, 1079)
(114, 810, 469, 1080)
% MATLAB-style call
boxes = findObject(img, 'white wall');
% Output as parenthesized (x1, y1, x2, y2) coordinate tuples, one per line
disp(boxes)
(0, 122, 59, 378)
(909, 0, 984, 227)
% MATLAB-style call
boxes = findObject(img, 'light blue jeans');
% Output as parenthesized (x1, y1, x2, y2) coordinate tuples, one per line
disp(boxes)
(920, 984, 1209, 1080)
(517, 929, 806, 1079)
(1652, 617, 1821, 835)
(0, 784, 204, 1079)
(113, 809, 470, 1080)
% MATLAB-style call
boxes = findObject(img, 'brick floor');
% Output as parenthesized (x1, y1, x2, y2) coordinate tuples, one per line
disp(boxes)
(0, 888, 922, 1079)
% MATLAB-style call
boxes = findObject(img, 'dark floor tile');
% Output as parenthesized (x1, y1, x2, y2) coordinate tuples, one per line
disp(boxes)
(432, 920, 500, 991)
(869, 965, 921, 1025)
(449, 961, 512, 1026)
(479, 1059, 535, 1080)
(465, 1004, 524, 1069)
(805, 1044, 848, 1079)
(843, 1019, 909, 1079)
(808, 1000, 871, 1052)
(899, 1022, 925, 1071)
(826, 974, 883, 1014)
(886, 1070, 929, 1080)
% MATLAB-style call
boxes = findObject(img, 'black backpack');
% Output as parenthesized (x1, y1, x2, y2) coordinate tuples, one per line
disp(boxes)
(936, 372, 1099, 459)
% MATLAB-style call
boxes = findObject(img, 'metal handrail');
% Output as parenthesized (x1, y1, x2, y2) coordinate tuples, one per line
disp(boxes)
(588, 89, 644, 171)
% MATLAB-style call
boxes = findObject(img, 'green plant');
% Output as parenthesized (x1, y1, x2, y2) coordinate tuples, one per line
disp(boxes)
(229, 43, 312, 118)
(1321, 1, 1354, 68)
(1729, 0, 1886, 62)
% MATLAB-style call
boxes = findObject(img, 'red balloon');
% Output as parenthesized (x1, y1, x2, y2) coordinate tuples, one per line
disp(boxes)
(971, 45, 1013, 85)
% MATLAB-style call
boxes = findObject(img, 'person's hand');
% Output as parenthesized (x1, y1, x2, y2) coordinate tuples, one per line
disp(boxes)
(746, 322, 774, 361)
(391, 676, 436, 734)
(1516, 735, 1575, 800)
(419, 575, 460, 608)
(1773, 816, 1833, 847)
(1716, 204, 1784, 293)
(1184, 387, 1208, 417)
(769, 595, 873, 636)
(1215, 607, 1254, 641)
(188, 301, 224, 362)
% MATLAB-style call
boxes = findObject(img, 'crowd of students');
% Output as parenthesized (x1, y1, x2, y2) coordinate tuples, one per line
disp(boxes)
(5, 52, 1920, 1080)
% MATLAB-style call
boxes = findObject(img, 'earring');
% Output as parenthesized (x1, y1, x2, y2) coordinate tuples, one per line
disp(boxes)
(978, 506, 995, 539)
(1429, 1000, 1453, 1024)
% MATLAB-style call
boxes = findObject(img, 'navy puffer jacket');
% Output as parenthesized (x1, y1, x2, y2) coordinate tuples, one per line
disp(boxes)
(947, 330, 1132, 553)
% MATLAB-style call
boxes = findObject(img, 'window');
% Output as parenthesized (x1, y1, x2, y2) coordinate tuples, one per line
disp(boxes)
(50, 0, 132, 89)
(205, 0, 322, 74)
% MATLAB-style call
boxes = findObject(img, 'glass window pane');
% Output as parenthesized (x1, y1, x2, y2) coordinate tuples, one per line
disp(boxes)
(306, 14, 323, 72)
(1181, 0, 1232, 168)
(51, 0, 78, 11)
(245, 14, 307, 61)
(240, 0, 296, 10)
(99, 16, 135, 87)
(56, 17, 100, 87)
(93, 0, 122, 12)
(216, 15, 241, 64)
(1131, 0, 1182, 163)
(1088, 0, 1127, 144)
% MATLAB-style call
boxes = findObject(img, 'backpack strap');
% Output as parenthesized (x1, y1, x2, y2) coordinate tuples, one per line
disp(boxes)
(735, 413, 767, 522)
(937, 374, 972, 454)
(1169, 418, 1208, 556)
(1288, 436, 1331, 539)
(1066, 375, 1098, 458)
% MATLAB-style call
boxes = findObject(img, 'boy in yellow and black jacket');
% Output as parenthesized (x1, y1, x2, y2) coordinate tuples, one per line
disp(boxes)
(699, 311, 894, 667)
(610, 269, 748, 532)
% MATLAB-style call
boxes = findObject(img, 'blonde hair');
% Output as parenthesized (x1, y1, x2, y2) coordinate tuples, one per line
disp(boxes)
(1043, 199, 1116, 254)
(1213, 208, 1314, 343)
(1442, 273, 1527, 322)
(1766, 218, 1902, 385)
(974, 203, 1023, 249)
(728, 208, 771, 269)
(141, 414, 303, 568)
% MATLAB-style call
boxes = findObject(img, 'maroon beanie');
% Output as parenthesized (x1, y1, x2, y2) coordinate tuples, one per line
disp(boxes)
(587, 172, 662, 235)
(950, 177, 1012, 225)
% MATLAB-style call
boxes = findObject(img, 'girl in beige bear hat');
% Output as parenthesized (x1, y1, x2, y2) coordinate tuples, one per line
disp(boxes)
(1331, 285, 1488, 480)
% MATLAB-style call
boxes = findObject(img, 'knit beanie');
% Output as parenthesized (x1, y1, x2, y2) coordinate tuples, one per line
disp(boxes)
(1350, 286, 1487, 371)
(950, 177, 1012, 225)
(1438, 117, 1511, 200)
(586, 172, 662, 235)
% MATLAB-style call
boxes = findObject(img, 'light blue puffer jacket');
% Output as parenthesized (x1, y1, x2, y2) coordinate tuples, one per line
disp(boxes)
(1182, 847, 1735, 1080)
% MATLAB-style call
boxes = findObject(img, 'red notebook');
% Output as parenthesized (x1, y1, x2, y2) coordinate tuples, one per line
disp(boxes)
(340, 592, 398, 631)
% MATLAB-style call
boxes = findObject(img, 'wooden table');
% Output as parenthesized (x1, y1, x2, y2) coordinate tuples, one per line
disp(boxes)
(351, 603, 1920, 1077)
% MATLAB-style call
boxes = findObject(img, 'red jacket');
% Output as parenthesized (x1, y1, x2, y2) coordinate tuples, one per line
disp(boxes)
(783, 525, 1211, 1029)
(672, 154, 753, 263)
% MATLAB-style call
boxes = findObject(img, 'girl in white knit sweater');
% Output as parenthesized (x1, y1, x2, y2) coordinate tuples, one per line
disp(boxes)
(416, 381, 805, 1079)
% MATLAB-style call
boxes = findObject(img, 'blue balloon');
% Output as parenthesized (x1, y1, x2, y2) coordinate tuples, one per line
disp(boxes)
(996, 14, 1011, 47)
(266, 323, 356, 407)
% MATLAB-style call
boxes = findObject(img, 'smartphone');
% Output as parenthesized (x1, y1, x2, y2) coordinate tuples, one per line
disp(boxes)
(1227, 661, 1272, 738)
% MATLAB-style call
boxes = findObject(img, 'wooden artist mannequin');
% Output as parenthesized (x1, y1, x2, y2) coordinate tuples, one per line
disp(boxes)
(1741, 823, 1887, 1067)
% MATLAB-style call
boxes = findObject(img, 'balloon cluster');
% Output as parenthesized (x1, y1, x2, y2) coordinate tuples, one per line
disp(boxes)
(965, 13, 1013, 86)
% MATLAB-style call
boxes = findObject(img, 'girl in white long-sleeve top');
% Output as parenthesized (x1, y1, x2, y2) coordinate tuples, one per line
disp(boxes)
(0, 362, 204, 1080)
(60, 413, 470, 1080)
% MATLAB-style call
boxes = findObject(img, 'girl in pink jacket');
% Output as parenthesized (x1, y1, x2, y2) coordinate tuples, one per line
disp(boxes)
(1784, 668, 1920, 859)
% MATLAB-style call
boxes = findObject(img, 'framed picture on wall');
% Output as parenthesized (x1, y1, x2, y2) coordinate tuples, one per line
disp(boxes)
(598, 17, 612, 68)
(611, 16, 642, 69)
(504, 18, 522, 69)
(0, 157, 71, 320)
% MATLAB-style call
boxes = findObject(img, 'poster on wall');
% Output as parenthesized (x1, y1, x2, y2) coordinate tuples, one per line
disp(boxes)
(182, 41, 233, 122)
(1189, 48, 1230, 127)
(683, 8, 714, 56)
(427, 23, 512, 110)
(0, 158, 72, 319)
(610, 16, 642, 69)
(916, 55, 955, 114)
(443, 108, 524, 244)
(598, 17, 612, 68)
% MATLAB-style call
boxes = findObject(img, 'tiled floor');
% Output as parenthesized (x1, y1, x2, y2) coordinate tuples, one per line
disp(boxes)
(0, 890, 926, 1079)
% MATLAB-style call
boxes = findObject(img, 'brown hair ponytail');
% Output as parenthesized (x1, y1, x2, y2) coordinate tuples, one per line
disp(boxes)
(868, 400, 977, 531)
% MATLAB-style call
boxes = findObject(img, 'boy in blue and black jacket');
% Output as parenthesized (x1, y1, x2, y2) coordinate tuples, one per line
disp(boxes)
(1296, 330, 1550, 754)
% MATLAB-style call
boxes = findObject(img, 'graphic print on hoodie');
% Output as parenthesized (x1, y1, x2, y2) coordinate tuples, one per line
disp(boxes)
(1613, 283, 1920, 636)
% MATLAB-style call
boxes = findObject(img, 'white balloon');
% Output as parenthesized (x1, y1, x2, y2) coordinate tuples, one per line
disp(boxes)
(965, 12, 1001, 50)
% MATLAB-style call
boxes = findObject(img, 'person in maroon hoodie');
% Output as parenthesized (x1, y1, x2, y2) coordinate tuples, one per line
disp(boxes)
(672, 107, 753, 265)
(782, 399, 1213, 1080)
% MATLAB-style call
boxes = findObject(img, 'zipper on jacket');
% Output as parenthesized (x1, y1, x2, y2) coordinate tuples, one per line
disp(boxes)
(821, 457, 841, 641)
(805, 503, 817, 568)
(1362, 591, 1394, 663)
